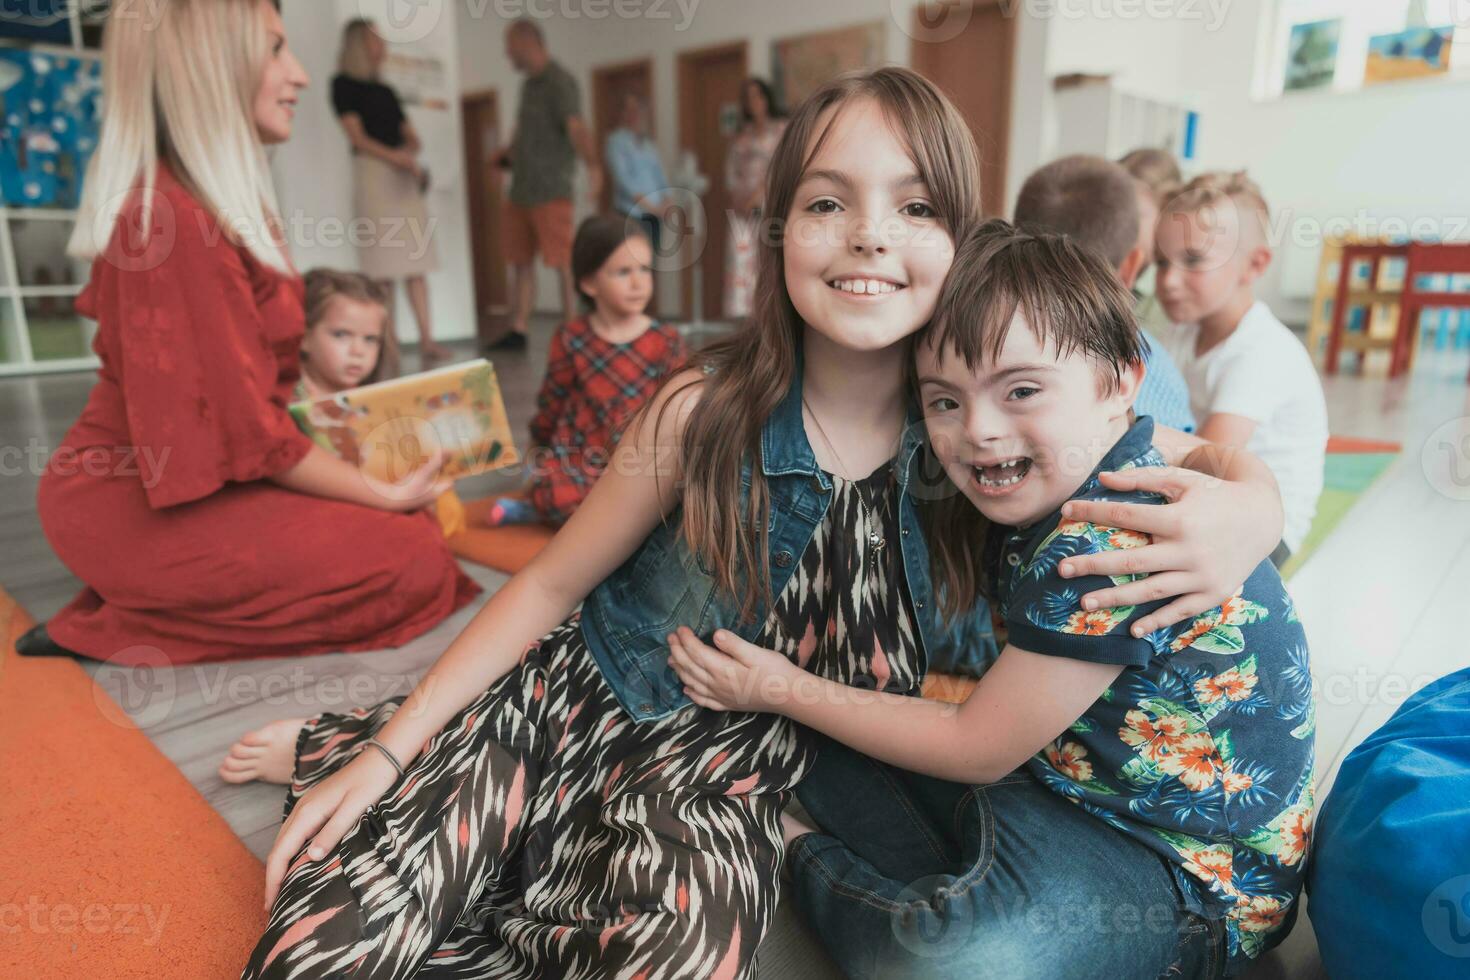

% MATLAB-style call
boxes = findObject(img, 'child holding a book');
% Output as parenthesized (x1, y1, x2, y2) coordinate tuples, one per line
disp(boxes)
(297, 268, 466, 538)
(485, 214, 687, 526)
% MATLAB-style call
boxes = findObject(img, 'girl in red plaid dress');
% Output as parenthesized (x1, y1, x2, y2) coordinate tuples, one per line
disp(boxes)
(489, 215, 687, 525)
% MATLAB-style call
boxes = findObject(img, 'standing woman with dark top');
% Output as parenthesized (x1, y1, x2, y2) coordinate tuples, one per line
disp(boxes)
(22, 0, 479, 665)
(332, 19, 447, 364)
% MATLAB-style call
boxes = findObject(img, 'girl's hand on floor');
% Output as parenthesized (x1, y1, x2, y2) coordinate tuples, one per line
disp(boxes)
(667, 627, 795, 713)
(362, 449, 452, 513)
(262, 750, 400, 910)
(1056, 466, 1279, 635)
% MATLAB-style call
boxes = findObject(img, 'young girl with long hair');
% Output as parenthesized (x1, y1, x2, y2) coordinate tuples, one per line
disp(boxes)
(224, 67, 1283, 979)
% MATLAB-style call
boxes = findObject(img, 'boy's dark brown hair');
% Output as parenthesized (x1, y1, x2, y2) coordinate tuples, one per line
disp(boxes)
(1013, 154, 1140, 268)
(919, 219, 1145, 618)
(302, 268, 397, 385)
(571, 214, 651, 310)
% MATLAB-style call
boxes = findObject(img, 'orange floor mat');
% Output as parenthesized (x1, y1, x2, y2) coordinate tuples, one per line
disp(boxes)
(447, 495, 556, 575)
(1327, 435, 1402, 455)
(0, 588, 268, 978)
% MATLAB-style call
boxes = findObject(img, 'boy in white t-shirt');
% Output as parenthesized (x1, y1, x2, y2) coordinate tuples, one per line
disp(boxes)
(1154, 172, 1327, 561)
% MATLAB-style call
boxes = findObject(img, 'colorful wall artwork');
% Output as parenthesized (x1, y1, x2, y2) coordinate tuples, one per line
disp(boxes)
(1284, 18, 1341, 92)
(0, 49, 102, 208)
(1364, 26, 1454, 86)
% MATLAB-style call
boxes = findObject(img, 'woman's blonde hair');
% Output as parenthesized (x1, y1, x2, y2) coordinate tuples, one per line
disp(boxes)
(66, 0, 291, 274)
(338, 19, 379, 81)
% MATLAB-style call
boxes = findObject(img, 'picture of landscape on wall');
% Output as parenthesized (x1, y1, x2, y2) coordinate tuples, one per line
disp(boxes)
(1364, 26, 1454, 86)
(1284, 18, 1340, 91)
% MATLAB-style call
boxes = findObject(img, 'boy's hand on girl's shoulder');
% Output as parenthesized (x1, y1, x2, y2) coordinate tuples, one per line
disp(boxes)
(1057, 466, 1266, 636)
(667, 627, 800, 714)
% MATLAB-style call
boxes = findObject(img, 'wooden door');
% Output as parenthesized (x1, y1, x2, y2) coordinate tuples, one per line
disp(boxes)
(910, 0, 1017, 218)
(591, 58, 655, 215)
(461, 88, 508, 345)
(677, 41, 748, 322)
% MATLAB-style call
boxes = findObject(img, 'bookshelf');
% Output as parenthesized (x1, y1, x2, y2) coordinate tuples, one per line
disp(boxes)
(0, 1, 106, 376)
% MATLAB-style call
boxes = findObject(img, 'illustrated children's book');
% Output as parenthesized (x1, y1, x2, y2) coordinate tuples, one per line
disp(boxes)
(289, 358, 519, 483)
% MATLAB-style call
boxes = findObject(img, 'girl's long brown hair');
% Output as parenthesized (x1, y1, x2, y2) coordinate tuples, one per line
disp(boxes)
(661, 66, 983, 622)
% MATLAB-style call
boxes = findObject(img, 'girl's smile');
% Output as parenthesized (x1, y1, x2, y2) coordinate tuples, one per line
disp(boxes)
(783, 97, 954, 353)
(824, 273, 908, 299)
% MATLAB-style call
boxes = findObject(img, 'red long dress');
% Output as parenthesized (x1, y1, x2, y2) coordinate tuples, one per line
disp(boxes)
(36, 162, 480, 666)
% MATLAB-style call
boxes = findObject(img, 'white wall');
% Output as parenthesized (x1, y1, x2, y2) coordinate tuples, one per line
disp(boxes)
(454, 0, 1053, 314)
(273, 0, 476, 344)
(1045, 0, 1470, 323)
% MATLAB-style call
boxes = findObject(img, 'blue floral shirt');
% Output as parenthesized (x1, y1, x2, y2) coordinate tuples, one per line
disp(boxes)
(993, 418, 1315, 970)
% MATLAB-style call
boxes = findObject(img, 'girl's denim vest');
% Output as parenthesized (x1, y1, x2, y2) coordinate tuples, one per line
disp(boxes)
(580, 369, 996, 722)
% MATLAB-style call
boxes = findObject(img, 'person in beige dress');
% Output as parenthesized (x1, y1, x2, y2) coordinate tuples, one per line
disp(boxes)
(722, 77, 786, 320)
(332, 19, 445, 364)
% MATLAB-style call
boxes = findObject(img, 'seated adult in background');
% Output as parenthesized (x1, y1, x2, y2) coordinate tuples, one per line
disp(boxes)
(1014, 154, 1196, 432)
(21, 0, 479, 666)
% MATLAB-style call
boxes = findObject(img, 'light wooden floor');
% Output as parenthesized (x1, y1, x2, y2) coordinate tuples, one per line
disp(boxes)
(3, 322, 1468, 977)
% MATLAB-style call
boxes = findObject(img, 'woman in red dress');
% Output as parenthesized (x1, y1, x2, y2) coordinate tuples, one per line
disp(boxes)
(22, 0, 479, 667)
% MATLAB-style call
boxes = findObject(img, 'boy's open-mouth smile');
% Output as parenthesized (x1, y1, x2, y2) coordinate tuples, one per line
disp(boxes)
(971, 456, 1033, 496)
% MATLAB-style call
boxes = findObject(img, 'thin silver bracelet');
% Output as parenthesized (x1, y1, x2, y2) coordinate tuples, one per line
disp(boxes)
(360, 738, 405, 777)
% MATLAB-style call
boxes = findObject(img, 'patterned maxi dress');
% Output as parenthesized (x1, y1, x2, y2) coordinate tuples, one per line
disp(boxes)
(242, 464, 923, 980)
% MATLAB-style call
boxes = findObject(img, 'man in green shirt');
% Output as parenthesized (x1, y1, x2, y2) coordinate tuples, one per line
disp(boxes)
(490, 19, 602, 350)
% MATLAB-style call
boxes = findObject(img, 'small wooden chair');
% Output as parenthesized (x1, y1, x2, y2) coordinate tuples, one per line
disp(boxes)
(1390, 242, 1470, 379)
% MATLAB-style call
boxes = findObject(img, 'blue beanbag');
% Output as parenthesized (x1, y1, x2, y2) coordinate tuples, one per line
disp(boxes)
(1310, 668, 1470, 977)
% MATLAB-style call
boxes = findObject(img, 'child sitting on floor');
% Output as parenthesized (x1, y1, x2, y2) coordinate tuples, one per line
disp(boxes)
(1014, 153, 1196, 432)
(669, 221, 1315, 977)
(1153, 172, 1328, 562)
(1119, 146, 1185, 344)
(298, 268, 464, 538)
(487, 214, 688, 526)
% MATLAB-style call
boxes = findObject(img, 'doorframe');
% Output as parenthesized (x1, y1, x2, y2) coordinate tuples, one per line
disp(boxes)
(676, 40, 749, 322)
(910, 0, 1017, 219)
(461, 86, 508, 344)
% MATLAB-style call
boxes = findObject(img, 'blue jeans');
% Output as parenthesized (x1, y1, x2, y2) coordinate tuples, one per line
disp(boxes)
(789, 734, 1228, 979)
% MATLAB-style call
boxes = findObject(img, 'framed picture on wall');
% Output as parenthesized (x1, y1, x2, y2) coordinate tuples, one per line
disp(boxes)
(1283, 18, 1340, 92)
(0, 48, 102, 208)
(771, 21, 885, 112)
(1364, 26, 1454, 86)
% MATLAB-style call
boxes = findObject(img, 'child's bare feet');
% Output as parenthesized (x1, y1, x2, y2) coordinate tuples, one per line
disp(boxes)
(218, 718, 307, 785)
(782, 810, 817, 848)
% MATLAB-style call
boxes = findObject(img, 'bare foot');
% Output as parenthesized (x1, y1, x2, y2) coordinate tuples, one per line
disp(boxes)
(420, 342, 454, 363)
(781, 810, 817, 848)
(218, 718, 307, 785)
